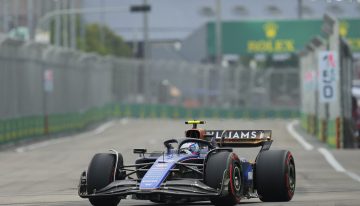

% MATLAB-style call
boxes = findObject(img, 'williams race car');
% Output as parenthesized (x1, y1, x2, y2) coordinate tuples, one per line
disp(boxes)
(78, 120, 296, 206)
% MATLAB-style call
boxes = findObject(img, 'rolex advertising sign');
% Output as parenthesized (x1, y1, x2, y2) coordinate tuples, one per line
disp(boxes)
(207, 19, 360, 55)
(247, 22, 296, 53)
(339, 20, 360, 53)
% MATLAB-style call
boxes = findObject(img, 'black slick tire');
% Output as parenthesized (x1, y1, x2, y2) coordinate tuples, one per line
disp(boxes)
(87, 153, 121, 206)
(256, 150, 296, 202)
(205, 151, 242, 206)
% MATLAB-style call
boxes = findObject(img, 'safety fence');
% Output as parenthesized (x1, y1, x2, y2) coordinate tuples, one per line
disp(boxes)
(0, 34, 300, 146)
(299, 14, 355, 148)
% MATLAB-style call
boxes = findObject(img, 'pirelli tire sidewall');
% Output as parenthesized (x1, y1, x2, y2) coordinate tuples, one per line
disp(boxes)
(86, 153, 122, 206)
(227, 153, 242, 201)
(256, 150, 296, 202)
(204, 151, 242, 205)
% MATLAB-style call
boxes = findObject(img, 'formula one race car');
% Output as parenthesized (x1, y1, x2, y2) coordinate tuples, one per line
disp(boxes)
(78, 120, 296, 206)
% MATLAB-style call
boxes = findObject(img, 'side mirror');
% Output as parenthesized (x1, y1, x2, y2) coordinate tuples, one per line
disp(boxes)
(163, 139, 178, 153)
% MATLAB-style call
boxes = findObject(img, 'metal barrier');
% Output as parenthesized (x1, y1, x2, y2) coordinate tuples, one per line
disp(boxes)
(0, 36, 300, 145)
(299, 14, 354, 148)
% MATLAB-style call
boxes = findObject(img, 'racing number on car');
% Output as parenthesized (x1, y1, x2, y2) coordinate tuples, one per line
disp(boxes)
(318, 51, 338, 103)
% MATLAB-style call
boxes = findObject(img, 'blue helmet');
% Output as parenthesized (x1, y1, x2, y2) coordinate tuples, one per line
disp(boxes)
(180, 142, 200, 155)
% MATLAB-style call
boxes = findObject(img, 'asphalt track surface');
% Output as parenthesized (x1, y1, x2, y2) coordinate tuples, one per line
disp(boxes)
(0, 119, 360, 206)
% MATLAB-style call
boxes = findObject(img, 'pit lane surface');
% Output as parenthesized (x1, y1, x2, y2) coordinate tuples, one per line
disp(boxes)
(0, 119, 360, 206)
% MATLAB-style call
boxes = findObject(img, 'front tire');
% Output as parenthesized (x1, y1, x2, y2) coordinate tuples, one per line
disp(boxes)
(87, 153, 121, 206)
(256, 150, 296, 202)
(204, 151, 242, 206)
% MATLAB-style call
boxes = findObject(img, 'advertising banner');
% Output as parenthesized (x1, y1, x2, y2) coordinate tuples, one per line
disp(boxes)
(318, 51, 338, 103)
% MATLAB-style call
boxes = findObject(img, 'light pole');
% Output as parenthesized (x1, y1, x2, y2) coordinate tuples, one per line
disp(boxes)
(70, 0, 77, 49)
(298, 0, 303, 19)
(62, 0, 68, 47)
(143, 0, 149, 60)
(14, 0, 19, 29)
(215, 0, 222, 66)
(129, 3, 151, 97)
(55, 0, 61, 46)
(200, 1, 222, 65)
(27, 0, 34, 39)
(2, 0, 9, 33)
(99, 0, 106, 46)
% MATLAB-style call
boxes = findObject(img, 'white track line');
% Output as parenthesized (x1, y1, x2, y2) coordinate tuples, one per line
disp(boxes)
(318, 147, 360, 183)
(346, 171, 360, 183)
(120, 118, 129, 125)
(287, 120, 314, 151)
(16, 120, 118, 153)
(317, 147, 346, 172)
(287, 120, 360, 183)
(15, 138, 68, 153)
(93, 121, 115, 135)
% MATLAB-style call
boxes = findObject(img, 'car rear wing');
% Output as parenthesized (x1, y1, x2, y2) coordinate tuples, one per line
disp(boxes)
(205, 130, 272, 148)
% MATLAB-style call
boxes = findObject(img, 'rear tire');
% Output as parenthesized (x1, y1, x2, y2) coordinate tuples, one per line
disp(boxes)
(256, 150, 296, 202)
(87, 153, 121, 206)
(205, 151, 242, 206)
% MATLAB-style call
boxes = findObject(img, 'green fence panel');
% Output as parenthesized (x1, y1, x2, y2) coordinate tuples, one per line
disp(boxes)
(327, 120, 337, 148)
(0, 120, 4, 143)
(0, 103, 300, 145)
(113, 104, 122, 117)
(10, 119, 17, 141)
(21, 117, 29, 139)
(266, 110, 276, 118)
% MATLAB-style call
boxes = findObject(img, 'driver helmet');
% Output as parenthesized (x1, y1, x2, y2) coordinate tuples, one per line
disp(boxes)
(180, 142, 200, 155)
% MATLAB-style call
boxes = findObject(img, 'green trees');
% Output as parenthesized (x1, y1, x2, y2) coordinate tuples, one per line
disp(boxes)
(50, 17, 132, 58)
(78, 24, 132, 57)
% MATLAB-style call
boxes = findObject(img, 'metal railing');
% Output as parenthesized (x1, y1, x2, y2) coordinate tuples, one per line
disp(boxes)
(0, 36, 299, 145)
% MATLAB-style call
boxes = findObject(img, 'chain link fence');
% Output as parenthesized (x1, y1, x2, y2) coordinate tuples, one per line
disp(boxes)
(0, 35, 299, 145)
